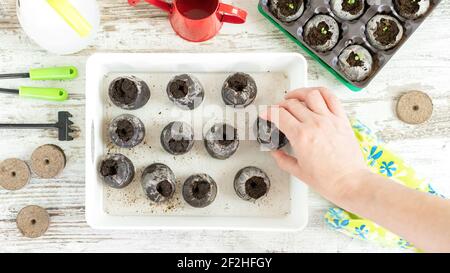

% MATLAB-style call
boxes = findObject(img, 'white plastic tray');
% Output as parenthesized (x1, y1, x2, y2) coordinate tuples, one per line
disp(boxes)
(85, 53, 308, 231)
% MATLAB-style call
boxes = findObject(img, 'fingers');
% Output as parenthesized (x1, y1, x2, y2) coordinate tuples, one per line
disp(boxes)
(285, 87, 345, 117)
(278, 99, 315, 122)
(271, 150, 300, 176)
(303, 89, 329, 115)
(260, 105, 300, 141)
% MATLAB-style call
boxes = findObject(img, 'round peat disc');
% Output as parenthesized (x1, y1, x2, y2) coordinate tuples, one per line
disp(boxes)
(0, 158, 30, 190)
(396, 91, 433, 125)
(31, 144, 66, 179)
(16, 205, 50, 238)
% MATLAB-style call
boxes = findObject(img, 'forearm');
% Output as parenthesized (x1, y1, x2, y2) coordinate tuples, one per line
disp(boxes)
(336, 171, 450, 252)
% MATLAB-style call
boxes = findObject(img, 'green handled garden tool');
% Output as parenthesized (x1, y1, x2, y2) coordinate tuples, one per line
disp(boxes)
(0, 66, 78, 101)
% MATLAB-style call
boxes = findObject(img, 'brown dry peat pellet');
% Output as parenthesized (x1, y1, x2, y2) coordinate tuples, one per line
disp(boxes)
(0, 158, 30, 190)
(16, 205, 50, 238)
(396, 91, 433, 124)
(31, 144, 66, 179)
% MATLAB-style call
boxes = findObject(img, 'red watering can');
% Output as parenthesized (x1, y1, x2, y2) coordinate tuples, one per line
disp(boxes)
(128, 0, 247, 42)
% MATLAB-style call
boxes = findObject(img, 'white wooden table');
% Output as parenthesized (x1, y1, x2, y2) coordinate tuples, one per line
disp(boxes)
(0, 0, 449, 253)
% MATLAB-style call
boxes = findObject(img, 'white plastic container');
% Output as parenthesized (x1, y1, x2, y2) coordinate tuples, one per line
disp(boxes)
(85, 53, 309, 231)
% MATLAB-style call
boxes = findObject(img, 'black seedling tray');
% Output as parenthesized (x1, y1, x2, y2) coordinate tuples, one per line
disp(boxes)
(259, 0, 441, 91)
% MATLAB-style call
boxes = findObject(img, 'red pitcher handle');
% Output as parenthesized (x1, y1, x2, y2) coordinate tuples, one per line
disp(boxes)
(128, 0, 172, 13)
(218, 3, 247, 24)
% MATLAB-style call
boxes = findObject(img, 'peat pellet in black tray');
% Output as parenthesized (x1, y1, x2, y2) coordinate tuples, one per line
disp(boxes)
(330, 0, 365, 21)
(303, 14, 340, 53)
(182, 174, 217, 208)
(234, 166, 271, 201)
(269, 0, 305, 23)
(396, 91, 433, 124)
(366, 14, 404, 51)
(338, 45, 374, 82)
(16, 205, 50, 238)
(259, 0, 442, 88)
(0, 158, 30, 191)
(394, 0, 431, 20)
(108, 76, 150, 110)
(31, 144, 66, 179)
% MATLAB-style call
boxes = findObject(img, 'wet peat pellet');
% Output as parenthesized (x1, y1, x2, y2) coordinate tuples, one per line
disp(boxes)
(221, 72, 257, 108)
(182, 174, 218, 208)
(204, 123, 239, 160)
(141, 163, 176, 203)
(109, 114, 145, 148)
(160, 121, 194, 155)
(234, 166, 271, 201)
(99, 153, 135, 189)
(166, 74, 205, 110)
(108, 76, 151, 110)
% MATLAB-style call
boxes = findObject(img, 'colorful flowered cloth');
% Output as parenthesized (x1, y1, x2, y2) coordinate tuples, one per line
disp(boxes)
(324, 119, 445, 251)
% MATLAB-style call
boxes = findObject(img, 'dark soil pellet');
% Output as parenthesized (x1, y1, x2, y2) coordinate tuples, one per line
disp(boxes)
(347, 51, 364, 67)
(100, 159, 118, 177)
(342, 0, 364, 15)
(169, 79, 188, 99)
(192, 181, 211, 200)
(305, 21, 332, 46)
(116, 119, 134, 142)
(156, 180, 173, 197)
(111, 78, 138, 105)
(276, 0, 303, 17)
(245, 176, 268, 199)
(168, 138, 192, 154)
(374, 18, 400, 46)
(228, 73, 248, 92)
(396, 0, 421, 15)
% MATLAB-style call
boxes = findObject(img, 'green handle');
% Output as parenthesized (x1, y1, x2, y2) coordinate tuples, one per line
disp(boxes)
(29, 66, 78, 81)
(19, 86, 69, 101)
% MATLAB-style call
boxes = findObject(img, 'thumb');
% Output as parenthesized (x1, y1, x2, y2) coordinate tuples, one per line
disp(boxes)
(271, 150, 300, 177)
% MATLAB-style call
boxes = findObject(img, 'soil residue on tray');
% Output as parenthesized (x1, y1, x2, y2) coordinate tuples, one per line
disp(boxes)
(228, 73, 248, 92)
(342, 0, 364, 15)
(192, 180, 211, 200)
(346, 51, 364, 67)
(396, 0, 421, 15)
(111, 78, 138, 105)
(374, 18, 400, 46)
(275, 0, 303, 17)
(168, 138, 191, 153)
(116, 119, 134, 142)
(169, 79, 188, 99)
(305, 21, 333, 46)
(100, 159, 118, 177)
(245, 177, 268, 199)
(156, 180, 173, 197)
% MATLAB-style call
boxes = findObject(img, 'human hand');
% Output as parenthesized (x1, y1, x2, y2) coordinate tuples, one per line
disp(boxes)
(261, 87, 369, 203)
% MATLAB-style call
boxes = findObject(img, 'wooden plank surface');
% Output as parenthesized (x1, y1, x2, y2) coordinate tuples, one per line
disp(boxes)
(0, 0, 449, 252)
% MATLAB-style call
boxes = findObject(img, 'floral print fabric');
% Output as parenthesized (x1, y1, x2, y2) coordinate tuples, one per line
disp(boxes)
(324, 119, 444, 251)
